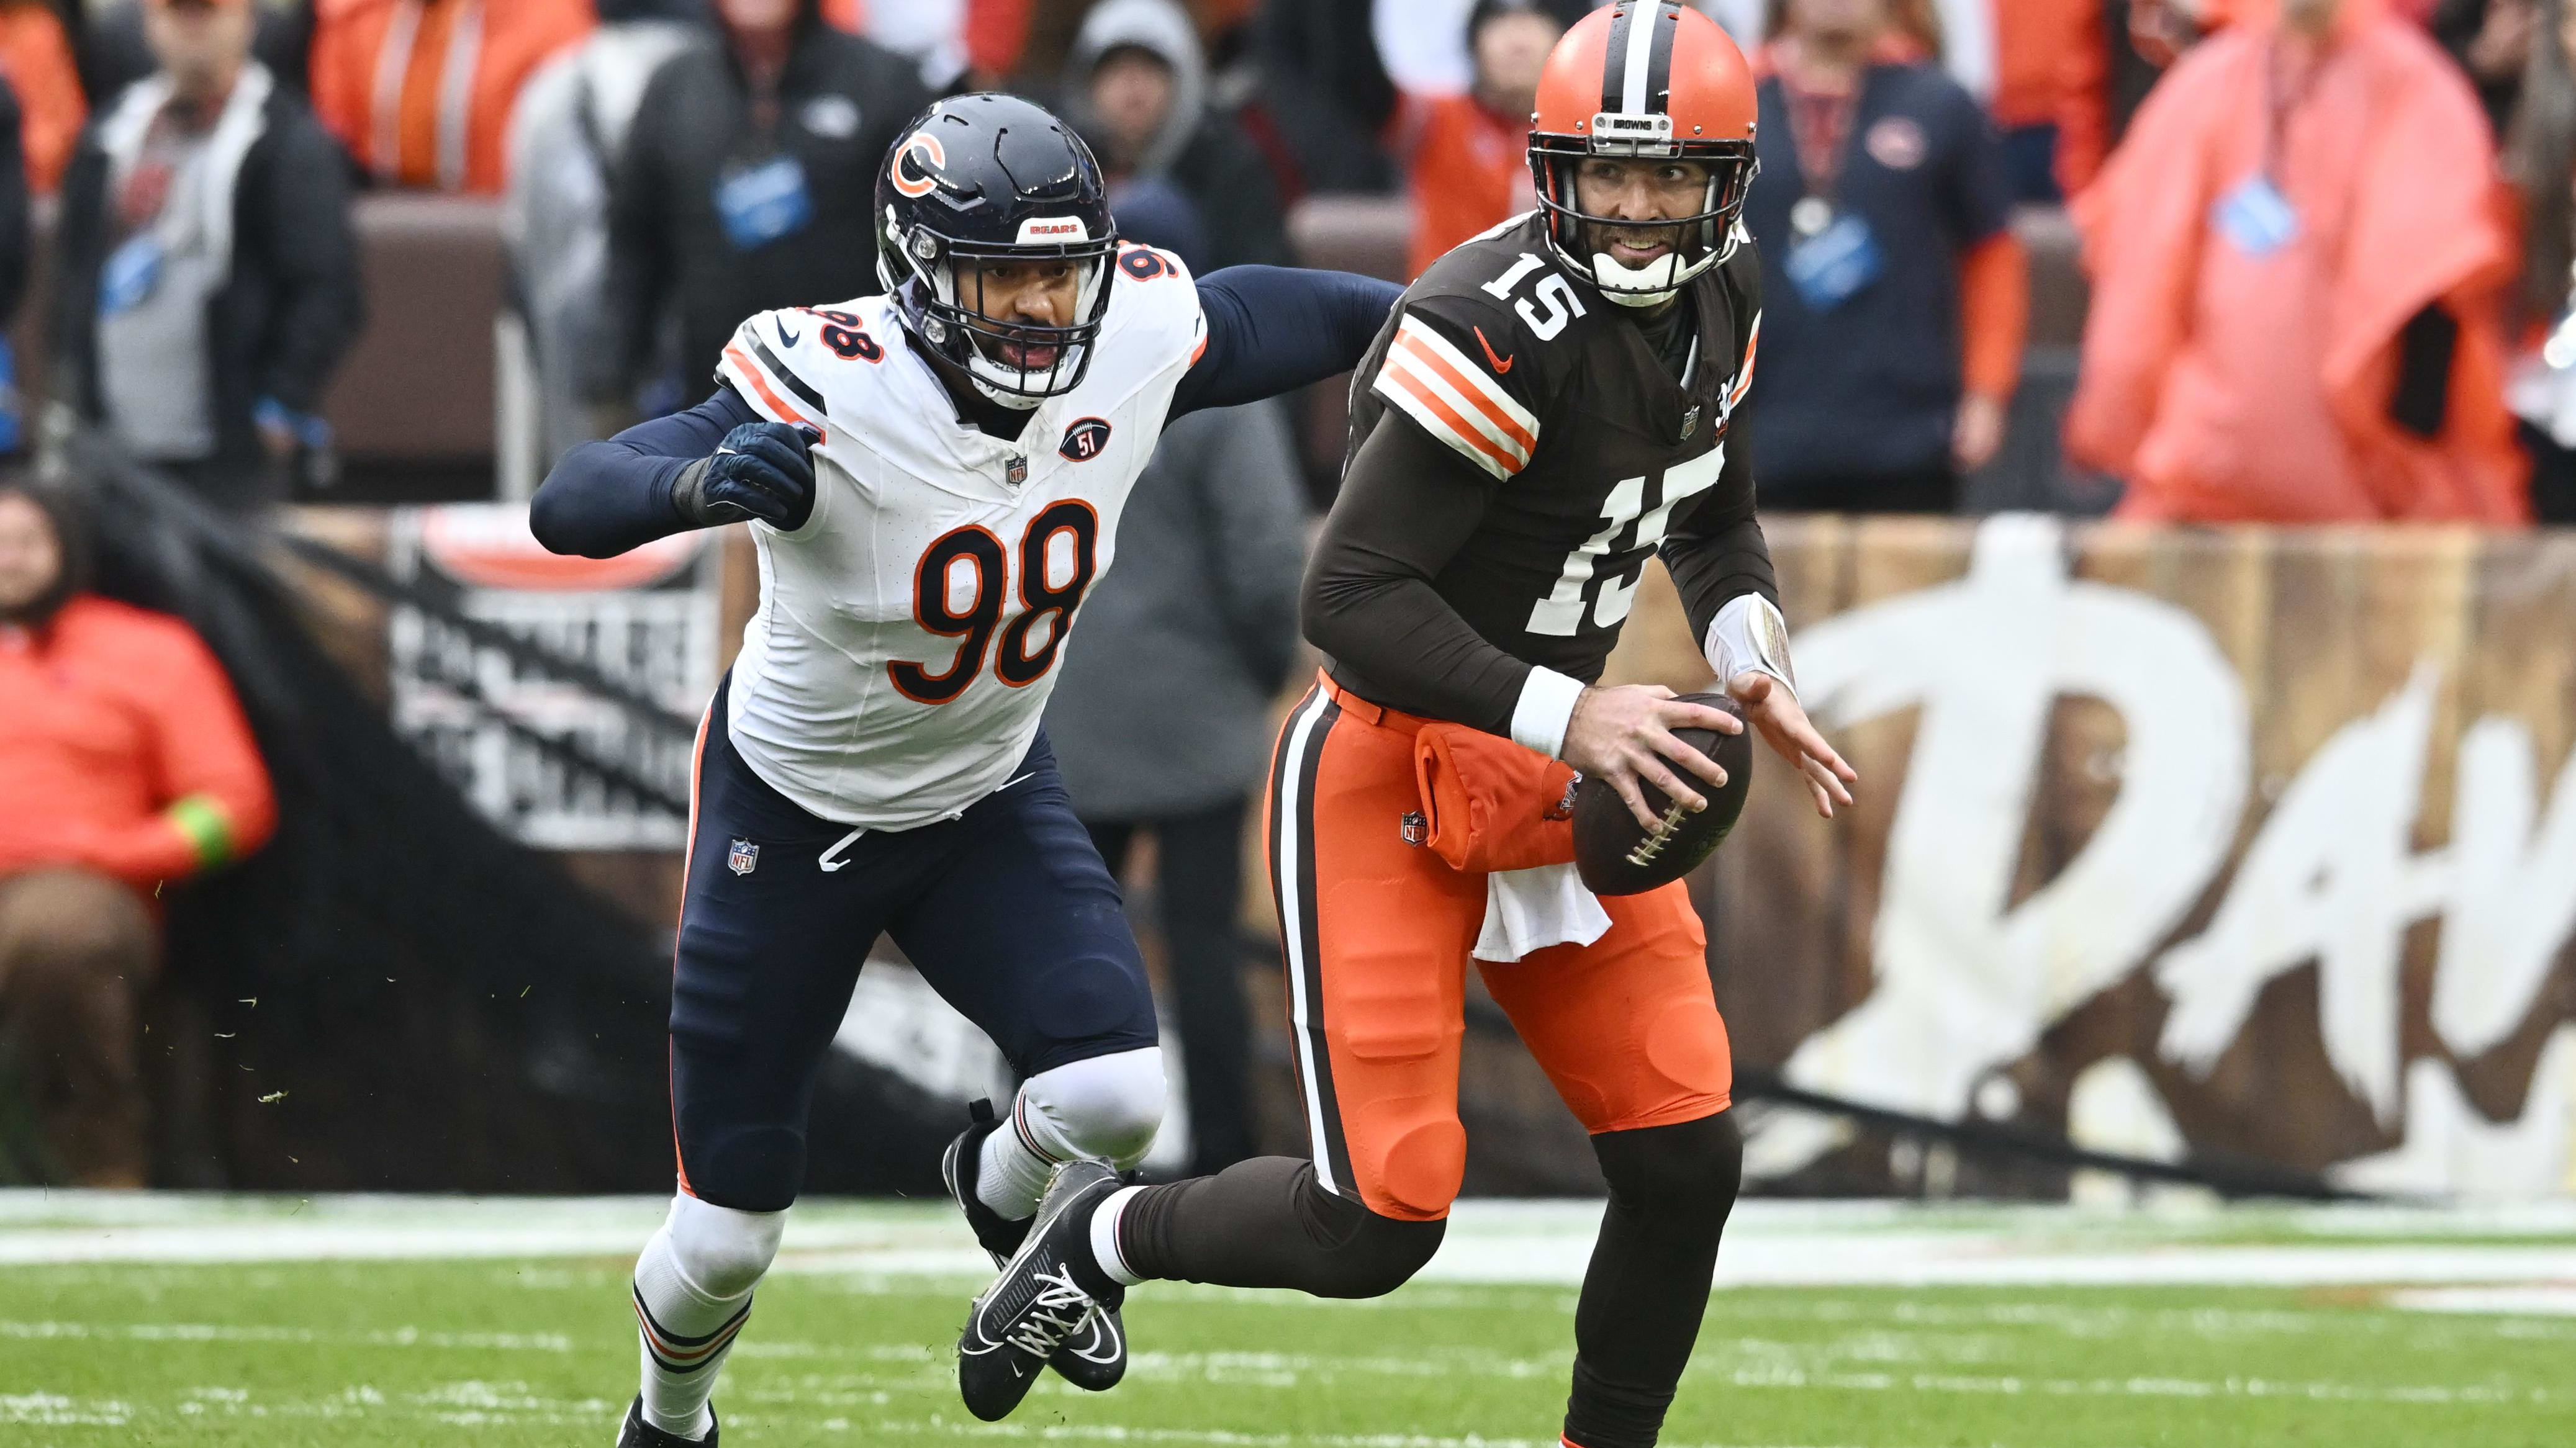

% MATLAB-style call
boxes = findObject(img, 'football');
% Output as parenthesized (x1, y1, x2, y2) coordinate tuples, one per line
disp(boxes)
(1571, 691, 1752, 896)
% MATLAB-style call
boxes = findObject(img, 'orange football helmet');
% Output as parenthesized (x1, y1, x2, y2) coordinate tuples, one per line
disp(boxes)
(1528, 1, 1760, 304)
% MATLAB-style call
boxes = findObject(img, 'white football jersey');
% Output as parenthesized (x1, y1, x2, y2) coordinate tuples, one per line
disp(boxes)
(712, 244, 1207, 830)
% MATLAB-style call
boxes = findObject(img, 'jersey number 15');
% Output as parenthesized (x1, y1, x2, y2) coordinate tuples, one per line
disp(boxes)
(890, 501, 1100, 704)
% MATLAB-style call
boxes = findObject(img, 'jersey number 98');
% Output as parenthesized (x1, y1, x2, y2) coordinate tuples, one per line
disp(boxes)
(889, 501, 1100, 704)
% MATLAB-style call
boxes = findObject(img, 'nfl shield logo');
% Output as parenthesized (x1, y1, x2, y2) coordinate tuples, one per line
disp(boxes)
(728, 839, 759, 876)
(1005, 454, 1028, 487)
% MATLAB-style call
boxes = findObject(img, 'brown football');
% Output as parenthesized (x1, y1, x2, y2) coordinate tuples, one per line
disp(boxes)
(1571, 691, 1752, 896)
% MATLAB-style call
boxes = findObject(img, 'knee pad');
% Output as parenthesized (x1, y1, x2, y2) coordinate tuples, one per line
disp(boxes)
(664, 1192, 785, 1300)
(1591, 1110, 1743, 1217)
(1016, 1047, 1167, 1169)
(1297, 1166, 1445, 1298)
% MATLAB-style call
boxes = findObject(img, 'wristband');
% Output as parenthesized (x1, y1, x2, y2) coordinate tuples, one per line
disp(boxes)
(1702, 593, 1796, 699)
(1509, 667, 1586, 758)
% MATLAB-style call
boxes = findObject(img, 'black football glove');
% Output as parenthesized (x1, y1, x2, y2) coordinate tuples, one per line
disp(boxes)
(672, 420, 820, 530)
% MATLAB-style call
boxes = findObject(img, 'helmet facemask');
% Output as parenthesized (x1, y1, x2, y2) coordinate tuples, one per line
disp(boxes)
(880, 209, 1117, 409)
(1530, 115, 1756, 308)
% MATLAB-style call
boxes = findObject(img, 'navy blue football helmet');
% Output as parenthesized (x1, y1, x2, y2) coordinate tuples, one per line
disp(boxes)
(877, 94, 1118, 408)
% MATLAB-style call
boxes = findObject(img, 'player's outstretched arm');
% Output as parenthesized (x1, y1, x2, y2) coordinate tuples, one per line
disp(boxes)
(1170, 265, 1403, 418)
(531, 387, 816, 557)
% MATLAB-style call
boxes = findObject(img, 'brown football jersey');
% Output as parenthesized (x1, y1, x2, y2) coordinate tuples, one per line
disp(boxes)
(1329, 211, 1766, 718)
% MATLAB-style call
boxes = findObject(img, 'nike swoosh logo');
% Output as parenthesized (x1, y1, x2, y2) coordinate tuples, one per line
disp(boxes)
(1473, 325, 1514, 374)
(818, 826, 865, 873)
(999, 772, 1036, 792)
(776, 318, 802, 348)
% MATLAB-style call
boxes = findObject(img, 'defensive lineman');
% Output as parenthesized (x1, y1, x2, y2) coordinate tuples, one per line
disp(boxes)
(530, 94, 1400, 1446)
(957, 8, 1860, 1446)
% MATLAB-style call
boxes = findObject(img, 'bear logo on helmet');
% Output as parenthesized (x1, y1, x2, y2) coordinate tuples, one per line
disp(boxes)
(890, 132, 946, 199)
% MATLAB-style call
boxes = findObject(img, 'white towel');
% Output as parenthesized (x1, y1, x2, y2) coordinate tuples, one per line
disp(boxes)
(1473, 863, 1612, 963)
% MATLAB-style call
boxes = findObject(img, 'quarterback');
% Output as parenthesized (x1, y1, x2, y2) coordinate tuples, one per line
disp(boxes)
(958, 7, 1859, 1446)
(531, 94, 1399, 1446)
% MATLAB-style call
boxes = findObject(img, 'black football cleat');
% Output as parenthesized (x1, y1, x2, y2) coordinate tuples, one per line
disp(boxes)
(942, 1102, 1128, 1393)
(956, 1158, 1126, 1420)
(1046, 1295, 1127, 1392)
(616, 1396, 715, 1446)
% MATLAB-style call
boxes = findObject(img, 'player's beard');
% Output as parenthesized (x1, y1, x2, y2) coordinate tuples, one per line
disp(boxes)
(1584, 220, 1686, 268)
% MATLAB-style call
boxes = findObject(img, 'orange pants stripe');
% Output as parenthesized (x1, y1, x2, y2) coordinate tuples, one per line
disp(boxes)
(1265, 676, 1734, 1222)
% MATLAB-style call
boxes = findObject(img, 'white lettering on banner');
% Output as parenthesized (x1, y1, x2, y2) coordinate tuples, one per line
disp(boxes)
(1751, 515, 2250, 1175)
(2333, 1028, 2576, 1201)
(2435, 721, 2576, 1059)
(2154, 666, 2447, 1123)
(1744, 514, 2576, 1195)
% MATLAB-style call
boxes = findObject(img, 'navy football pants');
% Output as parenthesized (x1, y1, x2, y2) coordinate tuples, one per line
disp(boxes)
(669, 678, 1159, 1211)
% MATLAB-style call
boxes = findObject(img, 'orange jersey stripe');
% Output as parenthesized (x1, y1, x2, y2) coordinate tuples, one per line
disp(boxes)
(722, 345, 818, 430)
(1726, 314, 1761, 411)
(1391, 331, 1538, 455)
(1378, 365, 1524, 475)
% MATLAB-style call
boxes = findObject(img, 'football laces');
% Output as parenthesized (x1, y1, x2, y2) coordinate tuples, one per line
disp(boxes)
(1625, 798, 1693, 868)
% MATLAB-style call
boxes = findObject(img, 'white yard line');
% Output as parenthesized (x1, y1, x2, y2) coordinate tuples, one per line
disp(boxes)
(1, 1193, 2572, 1289)
(2388, 1285, 2576, 1317)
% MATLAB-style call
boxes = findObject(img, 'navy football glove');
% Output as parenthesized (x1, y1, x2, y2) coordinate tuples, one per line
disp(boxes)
(672, 421, 820, 530)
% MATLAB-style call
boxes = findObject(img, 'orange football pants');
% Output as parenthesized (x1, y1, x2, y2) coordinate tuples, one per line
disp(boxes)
(1265, 673, 1733, 1222)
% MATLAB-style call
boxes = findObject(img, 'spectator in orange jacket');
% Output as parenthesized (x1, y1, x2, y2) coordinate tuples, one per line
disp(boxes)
(2067, 0, 2526, 522)
(1988, 0, 2109, 197)
(309, 0, 594, 194)
(0, 478, 274, 1186)
(1395, 0, 1562, 279)
(0, 0, 79, 194)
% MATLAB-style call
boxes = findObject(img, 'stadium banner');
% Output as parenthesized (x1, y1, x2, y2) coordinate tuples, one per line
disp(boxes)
(1568, 513, 2576, 1202)
(386, 504, 723, 850)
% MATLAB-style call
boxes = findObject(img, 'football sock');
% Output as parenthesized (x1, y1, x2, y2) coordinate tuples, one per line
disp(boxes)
(1088, 1184, 1149, 1287)
(1112, 1155, 1442, 1297)
(975, 1119, 1054, 1222)
(978, 1048, 1171, 1221)
(631, 1194, 784, 1440)
(1560, 1114, 1742, 1448)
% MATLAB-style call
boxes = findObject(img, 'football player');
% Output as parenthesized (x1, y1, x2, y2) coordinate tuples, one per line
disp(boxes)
(529, 94, 1402, 1447)
(959, 7, 1860, 1446)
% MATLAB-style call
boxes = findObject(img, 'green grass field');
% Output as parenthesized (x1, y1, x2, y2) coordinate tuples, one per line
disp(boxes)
(2, 1198, 2574, 1447)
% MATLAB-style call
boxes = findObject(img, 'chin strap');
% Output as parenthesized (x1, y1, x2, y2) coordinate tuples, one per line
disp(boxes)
(1592, 250, 1684, 307)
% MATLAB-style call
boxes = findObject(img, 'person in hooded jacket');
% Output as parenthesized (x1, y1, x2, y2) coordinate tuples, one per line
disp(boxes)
(53, 0, 361, 511)
(1064, 0, 1291, 273)
(597, 0, 931, 413)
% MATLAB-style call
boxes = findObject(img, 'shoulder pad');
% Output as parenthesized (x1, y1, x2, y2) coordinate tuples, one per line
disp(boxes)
(1371, 291, 1548, 480)
(1103, 242, 1206, 369)
(716, 305, 888, 431)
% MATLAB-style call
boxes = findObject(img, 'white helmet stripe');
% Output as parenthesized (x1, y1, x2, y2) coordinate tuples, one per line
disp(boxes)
(1620, 1, 1658, 114)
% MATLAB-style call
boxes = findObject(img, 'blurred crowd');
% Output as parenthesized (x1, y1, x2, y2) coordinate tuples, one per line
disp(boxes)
(0, 0, 2554, 518)
(10, 0, 2576, 1185)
